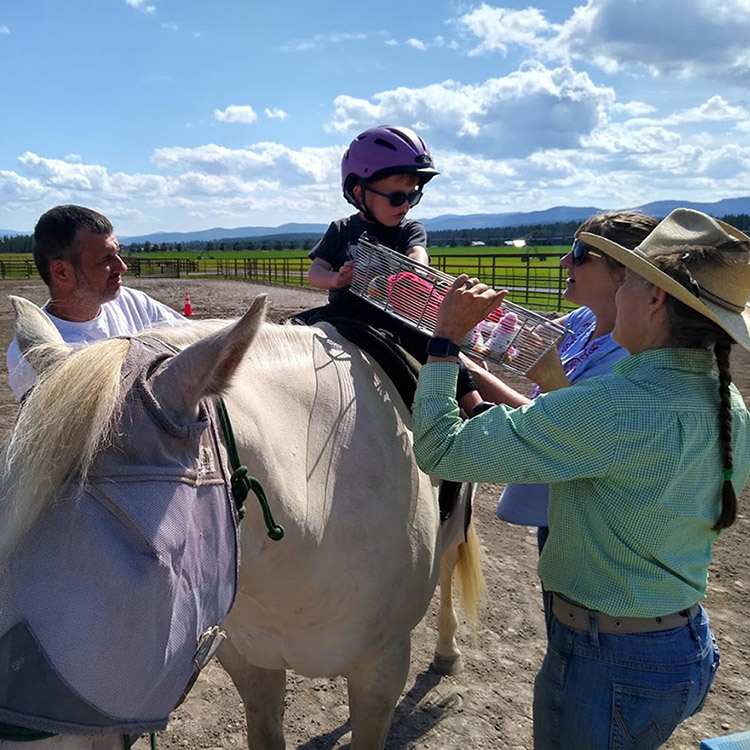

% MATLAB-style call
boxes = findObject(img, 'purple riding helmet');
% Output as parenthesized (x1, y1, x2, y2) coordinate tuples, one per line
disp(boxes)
(341, 125, 439, 209)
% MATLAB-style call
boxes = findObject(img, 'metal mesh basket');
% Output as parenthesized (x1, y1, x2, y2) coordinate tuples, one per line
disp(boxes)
(350, 235, 567, 375)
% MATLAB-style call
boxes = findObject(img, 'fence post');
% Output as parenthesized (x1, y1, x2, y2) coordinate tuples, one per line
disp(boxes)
(524, 255, 531, 305)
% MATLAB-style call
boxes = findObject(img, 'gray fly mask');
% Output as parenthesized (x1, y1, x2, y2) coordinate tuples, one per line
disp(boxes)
(0, 337, 240, 735)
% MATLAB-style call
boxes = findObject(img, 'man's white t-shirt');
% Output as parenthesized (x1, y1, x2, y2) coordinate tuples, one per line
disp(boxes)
(7, 286, 185, 399)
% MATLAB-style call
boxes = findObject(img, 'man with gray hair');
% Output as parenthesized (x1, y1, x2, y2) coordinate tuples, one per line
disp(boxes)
(6, 204, 184, 399)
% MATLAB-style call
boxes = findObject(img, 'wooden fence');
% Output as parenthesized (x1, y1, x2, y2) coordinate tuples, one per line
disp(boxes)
(0, 253, 571, 312)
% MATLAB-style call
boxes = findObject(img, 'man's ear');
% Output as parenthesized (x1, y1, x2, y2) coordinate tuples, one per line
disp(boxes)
(48, 259, 75, 287)
(352, 183, 363, 205)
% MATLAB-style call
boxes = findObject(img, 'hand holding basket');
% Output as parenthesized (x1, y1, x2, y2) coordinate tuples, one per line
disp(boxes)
(350, 234, 566, 376)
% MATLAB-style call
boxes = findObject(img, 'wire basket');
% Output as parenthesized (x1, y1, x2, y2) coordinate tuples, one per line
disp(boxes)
(350, 235, 567, 375)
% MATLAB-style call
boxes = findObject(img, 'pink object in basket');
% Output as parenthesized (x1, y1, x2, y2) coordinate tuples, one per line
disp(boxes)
(385, 272, 444, 319)
(471, 309, 518, 358)
(487, 312, 519, 354)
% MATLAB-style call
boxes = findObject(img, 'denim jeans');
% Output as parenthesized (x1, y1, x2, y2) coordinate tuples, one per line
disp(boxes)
(533, 604, 720, 749)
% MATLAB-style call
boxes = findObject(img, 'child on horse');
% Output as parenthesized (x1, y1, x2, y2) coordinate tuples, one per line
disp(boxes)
(301, 124, 486, 416)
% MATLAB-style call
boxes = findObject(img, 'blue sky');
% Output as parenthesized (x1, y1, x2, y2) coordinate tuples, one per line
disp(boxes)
(1, 0, 750, 235)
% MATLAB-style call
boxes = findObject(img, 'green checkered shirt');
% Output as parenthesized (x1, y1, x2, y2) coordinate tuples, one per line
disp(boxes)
(414, 348, 750, 617)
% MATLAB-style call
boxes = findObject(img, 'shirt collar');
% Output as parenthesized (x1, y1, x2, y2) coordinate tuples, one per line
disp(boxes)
(613, 347, 714, 377)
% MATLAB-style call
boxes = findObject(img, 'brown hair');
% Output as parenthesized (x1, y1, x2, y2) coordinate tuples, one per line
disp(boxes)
(33, 205, 113, 285)
(577, 211, 659, 272)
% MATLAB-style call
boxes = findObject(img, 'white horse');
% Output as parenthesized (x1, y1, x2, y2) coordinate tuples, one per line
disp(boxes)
(0, 295, 483, 750)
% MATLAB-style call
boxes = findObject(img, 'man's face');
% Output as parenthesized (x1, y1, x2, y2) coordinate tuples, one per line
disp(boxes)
(72, 229, 128, 307)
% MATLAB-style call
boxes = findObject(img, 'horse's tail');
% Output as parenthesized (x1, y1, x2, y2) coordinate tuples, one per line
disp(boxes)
(453, 521, 485, 628)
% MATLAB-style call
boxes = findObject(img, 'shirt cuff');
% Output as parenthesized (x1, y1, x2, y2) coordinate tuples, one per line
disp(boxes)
(417, 361, 460, 397)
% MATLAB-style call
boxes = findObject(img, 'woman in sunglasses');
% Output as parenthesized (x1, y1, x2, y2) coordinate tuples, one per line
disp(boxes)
(300, 124, 485, 415)
(466, 212, 657, 555)
(412, 208, 750, 749)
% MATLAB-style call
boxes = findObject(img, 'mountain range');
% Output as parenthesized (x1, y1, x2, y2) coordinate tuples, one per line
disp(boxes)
(4, 196, 750, 243)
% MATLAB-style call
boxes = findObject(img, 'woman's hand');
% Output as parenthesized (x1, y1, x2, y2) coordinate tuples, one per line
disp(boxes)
(526, 347, 570, 392)
(434, 275, 506, 343)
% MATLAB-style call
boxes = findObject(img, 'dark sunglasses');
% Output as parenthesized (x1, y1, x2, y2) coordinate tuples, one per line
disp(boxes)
(364, 184, 423, 208)
(571, 238, 603, 266)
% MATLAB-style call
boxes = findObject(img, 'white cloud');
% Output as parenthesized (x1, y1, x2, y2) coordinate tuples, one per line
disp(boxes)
(401, 35, 456, 51)
(161, 21, 179, 32)
(0, 170, 53, 203)
(407, 38, 427, 51)
(327, 63, 615, 159)
(264, 108, 289, 120)
(0, 26, 10, 35)
(280, 31, 376, 52)
(151, 142, 341, 186)
(125, 0, 156, 14)
(610, 101, 656, 117)
(456, 1, 750, 84)
(583, 123, 683, 154)
(2, 146, 347, 230)
(213, 105, 258, 124)
(658, 95, 747, 125)
(555, 0, 750, 81)
(459, 4, 557, 56)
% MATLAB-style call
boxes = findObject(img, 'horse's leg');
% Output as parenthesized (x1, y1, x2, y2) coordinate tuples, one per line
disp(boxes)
(345, 633, 411, 750)
(432, 547, 463, 676)
(219, 639, 286, 750)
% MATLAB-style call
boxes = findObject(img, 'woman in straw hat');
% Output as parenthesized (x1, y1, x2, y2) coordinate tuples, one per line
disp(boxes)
(465, 211, 657, 559)
(412, 208, 750, 749)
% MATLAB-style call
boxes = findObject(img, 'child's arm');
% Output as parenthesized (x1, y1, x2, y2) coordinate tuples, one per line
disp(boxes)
(406, 245, 429, 265)
(308, 257, 355, 290)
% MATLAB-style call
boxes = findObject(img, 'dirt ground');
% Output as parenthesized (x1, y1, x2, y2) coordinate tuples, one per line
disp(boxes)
(1, 277, 747, 750)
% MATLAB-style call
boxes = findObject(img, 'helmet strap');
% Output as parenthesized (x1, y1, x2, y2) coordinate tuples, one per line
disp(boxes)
(356, 182, 379, 224)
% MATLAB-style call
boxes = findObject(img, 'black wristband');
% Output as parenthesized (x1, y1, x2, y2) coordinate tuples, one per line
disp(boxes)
(426, 337, 461, 357)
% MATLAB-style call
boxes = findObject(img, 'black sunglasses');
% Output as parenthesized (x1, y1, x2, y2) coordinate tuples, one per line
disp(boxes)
(364, 184, 423, 208)
(571, 238, 603, 266)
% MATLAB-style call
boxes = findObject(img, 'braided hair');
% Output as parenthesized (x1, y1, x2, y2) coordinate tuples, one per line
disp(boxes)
(650, 242, 749, 530)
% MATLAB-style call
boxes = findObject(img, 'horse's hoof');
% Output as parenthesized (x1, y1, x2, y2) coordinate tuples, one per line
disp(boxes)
(432, 653, 463, 675)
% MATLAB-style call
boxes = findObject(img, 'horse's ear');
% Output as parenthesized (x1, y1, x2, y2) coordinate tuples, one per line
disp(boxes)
(10, 295, 72, 373)
(152, 294, 268, 422)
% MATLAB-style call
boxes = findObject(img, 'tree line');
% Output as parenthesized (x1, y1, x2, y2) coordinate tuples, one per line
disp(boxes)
(3, 213, 750, 255)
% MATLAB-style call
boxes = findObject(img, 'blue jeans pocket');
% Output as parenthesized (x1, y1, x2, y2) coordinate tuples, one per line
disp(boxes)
(611, 681, 691, 750)
(689, 632, 720, 717)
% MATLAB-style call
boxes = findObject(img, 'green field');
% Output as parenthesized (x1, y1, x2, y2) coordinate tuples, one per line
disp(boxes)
(0, 245, 572, 311)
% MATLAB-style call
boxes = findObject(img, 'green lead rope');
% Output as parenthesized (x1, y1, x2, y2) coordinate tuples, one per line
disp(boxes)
(215, 397, 285, 541)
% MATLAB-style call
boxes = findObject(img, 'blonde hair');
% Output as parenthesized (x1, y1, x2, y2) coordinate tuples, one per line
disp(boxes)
(0, 337, 130, 561)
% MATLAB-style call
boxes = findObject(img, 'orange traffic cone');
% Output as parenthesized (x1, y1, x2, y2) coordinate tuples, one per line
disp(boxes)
(183, 291, 193, 317)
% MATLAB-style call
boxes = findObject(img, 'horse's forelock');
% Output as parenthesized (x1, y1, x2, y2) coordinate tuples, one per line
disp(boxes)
(0, 336, 131, 561)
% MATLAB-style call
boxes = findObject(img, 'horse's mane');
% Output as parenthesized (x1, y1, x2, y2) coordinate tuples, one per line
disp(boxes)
(0, 317, 316, 561)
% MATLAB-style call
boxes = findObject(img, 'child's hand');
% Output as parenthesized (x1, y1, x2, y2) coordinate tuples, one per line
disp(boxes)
(334, 260, 355, 288)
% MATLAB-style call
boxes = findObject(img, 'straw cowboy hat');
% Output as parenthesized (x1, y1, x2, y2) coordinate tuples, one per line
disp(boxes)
(579, 208, 750, 349)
